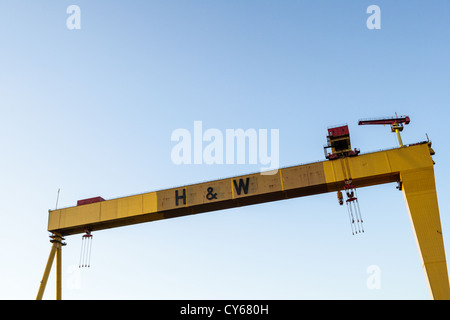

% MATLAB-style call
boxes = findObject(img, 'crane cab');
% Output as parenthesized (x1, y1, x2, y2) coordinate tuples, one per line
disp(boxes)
(324, 125, 360, 160)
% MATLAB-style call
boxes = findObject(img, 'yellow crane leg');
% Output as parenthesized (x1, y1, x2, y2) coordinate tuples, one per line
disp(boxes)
(36, 234, 64, 300)
(36, 241, 57, 300)
(56, 240, 62, 300)
(401, 167, 450, 300)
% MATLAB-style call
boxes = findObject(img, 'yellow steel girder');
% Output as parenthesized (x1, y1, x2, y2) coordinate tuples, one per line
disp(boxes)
(46, 142, 450, 299)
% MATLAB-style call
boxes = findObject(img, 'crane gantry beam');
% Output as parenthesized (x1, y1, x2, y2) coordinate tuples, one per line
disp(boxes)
(43, 142, 449, 299)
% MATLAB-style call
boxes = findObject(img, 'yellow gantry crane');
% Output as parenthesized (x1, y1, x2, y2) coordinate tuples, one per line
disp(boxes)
(36, 117, 450, 300)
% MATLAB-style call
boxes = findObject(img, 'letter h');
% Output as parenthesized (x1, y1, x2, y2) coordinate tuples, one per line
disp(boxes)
(175, 189, 186, 206)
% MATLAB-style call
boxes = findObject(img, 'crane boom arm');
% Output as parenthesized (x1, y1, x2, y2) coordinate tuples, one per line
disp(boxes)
(358, 116, 410, 126)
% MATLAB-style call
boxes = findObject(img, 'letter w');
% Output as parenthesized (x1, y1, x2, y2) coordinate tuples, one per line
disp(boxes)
(233, 178, 250, 195)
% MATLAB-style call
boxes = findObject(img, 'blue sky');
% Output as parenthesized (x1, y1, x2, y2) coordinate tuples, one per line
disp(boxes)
(1, 1, 449, 299)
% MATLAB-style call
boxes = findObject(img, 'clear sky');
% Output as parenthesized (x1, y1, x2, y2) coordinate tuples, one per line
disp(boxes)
(1, 0, 449, 300)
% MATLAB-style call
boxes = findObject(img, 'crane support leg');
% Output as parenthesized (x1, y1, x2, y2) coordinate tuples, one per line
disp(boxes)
(401, 167, 450, 299)
(36, 234, 65, 300)
(56, 240, 62, 300)
(36, 241, 57, 300)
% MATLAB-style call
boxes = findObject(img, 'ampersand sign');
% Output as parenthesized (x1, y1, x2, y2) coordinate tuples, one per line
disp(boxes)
(206, 187, 218, 200)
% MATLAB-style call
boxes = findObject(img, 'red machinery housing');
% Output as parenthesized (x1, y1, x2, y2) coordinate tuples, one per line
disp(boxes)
(77, 196, 105, 206)
(324, 125, 360, 160)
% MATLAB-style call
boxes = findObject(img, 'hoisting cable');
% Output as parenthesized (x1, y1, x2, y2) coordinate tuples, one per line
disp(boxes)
(351, 200, 362, 233)
(343, 179, 365, 235)
(354, 189, 364, 233)
(346, 200, 356, 235)
(79, 230, 93, 268)
(347, 197, 360, 234)
(79, 236, 85, 267)
(87, 232, 93, 267)
(345, 189, 358, 234)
